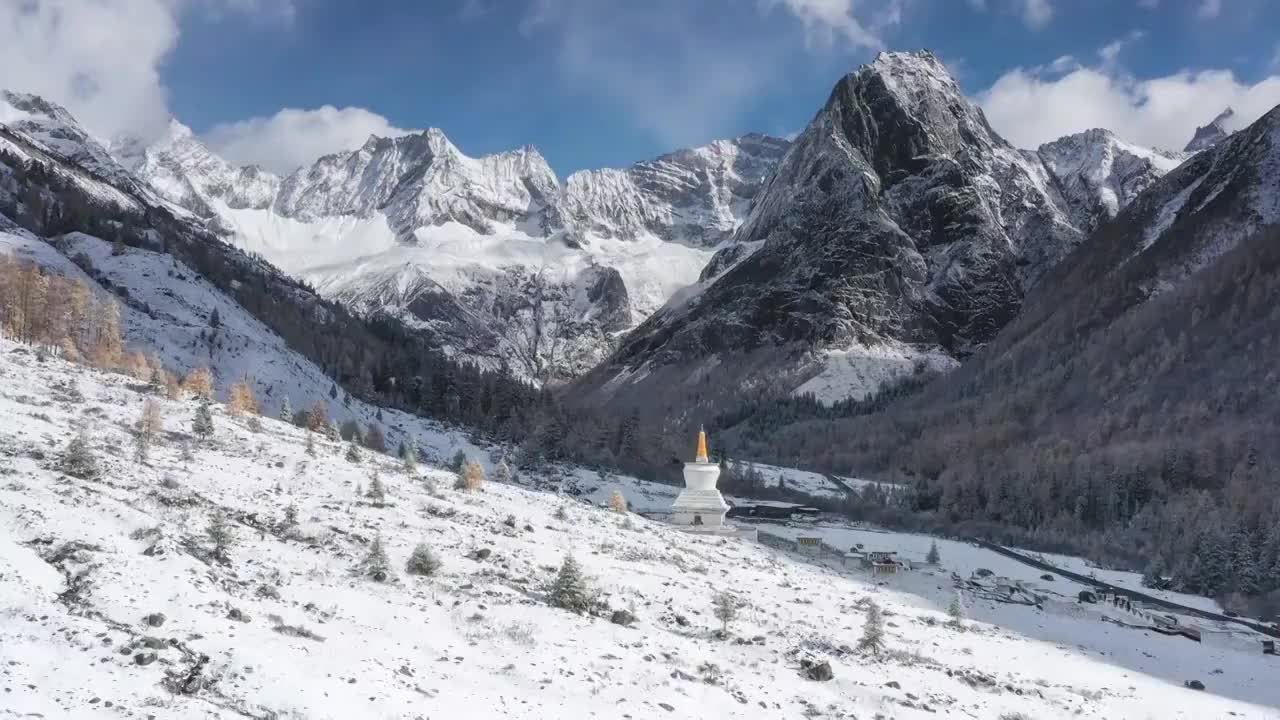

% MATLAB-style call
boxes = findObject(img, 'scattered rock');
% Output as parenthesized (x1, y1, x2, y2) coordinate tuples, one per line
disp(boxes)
(1040, 573, 1055, 581)
(884, 681, 901, 689)
(1185, 680, 1205, 691)
(473, 548, 492, 561)
(227, 607, 251, 623)
(134, 652, 158, 666)
(610, 610, 635, 626)
(140, 637, 167, 650)
(673, 614, 689, 627)
(255, 584, 281, 600)
(658, 702, 675, 712)
(803, 660, 833, 682)
(144, 613, 166, 628)
(523, 524, 535, 532)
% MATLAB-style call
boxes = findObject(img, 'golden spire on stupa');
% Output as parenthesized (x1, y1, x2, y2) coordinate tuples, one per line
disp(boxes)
(695, 425, 709, 464)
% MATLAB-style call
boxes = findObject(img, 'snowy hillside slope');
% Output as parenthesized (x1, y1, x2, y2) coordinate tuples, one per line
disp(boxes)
(0, 222, 487, 469)
(2, 343, 1276, 719)
(117, 114, 788, 384)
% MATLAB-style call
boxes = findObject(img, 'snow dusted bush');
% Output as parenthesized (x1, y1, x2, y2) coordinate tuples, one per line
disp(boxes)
(609, 488, 628, 514)
(405, 542, 442, 577)
(456, 460, 485, 491)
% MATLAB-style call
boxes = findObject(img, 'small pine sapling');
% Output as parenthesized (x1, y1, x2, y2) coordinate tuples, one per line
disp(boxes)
(360, 533, 392, 582)
(345, 442, 362, 463)
(947, 591, 965, 628)
(304, 430, 316, 457)
(494, 458, 513, 484)
(554, 504, 569, 521)
(549, 553, 591, 613)
(926, 540, 941, 565)
(192, 400, 214, 442)
(206, 512, 235, 563)
(59, 427, 100, 479)
(366, 469, 387, 507)
(858, 600, 886, 655)
(450, 449, 466, 473)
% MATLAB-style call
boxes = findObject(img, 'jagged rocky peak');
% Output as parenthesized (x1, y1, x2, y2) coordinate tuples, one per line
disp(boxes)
(562, 132, 790, 245)
(274, 127, 561, 234)
(1036, 127, 1184, 234)
(578, 49, 1086, 407)
(1184, 107, 1235, 153)
(126, 119, 280, 217)
(0, 90, 143, 191)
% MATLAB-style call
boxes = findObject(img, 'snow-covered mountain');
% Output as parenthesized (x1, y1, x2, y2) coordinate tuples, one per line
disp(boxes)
(118, 119, 789, 384)
(1184, 107, 1235, 153)
(575, 51, 1099, 408)
(1036, 128, 1184, 235)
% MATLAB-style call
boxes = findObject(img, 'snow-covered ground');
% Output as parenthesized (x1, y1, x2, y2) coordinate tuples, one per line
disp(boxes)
(2, 342, 1278, 719)
(794, 343, 959, 405)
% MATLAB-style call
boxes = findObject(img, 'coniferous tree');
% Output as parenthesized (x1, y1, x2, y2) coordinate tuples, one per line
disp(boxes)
(549, 553, 591, 613)
(304, 430, 317, 457)
(366, 469, 387, 506)
(926, 540, 941, 565)
(206, 512, 235, 563)
(345, 442, 362, 464)
(947, 592, 965, 627)
(192, 399, 214, 441)
(450, 449, 467, 473)
(278, 397, 293, 424)
(360, 533, 392, 581)
(858, 600, 886, 654)
(59, 427, 99, 479)
(494, 458, 514, 484)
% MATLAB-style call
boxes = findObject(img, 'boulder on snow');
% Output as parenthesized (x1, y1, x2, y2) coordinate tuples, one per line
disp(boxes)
(803, 660, 833, 681)
(134, 652, 158, 666)
(610, 610, 635, 626)
(1185, 680, 1205, 691)
(144, 612, 166, 627)
(1040, 573, 1055, 581)
(1078, 591, 1097, 604)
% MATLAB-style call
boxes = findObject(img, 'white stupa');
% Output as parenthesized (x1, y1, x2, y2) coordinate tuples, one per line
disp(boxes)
(670, 427, 730, 529)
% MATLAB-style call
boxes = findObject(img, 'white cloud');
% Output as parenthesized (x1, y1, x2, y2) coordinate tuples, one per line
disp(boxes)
(967, 0, 1052, 29)
(204, 106, 416, 174)
(521, 0, 899, 151)
(1098, 30, 1145, 65)
(978, 61, 1280, 151)
(762, 0, 885, 50)
(1197, 0, 1222, 18)
(0, 0, 292, 145)
(1019, 0, 1052, 28)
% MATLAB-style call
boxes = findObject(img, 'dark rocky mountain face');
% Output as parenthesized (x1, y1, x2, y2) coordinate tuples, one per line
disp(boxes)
(573, 51, 1082, 410)
(715, 104, 1280, 596)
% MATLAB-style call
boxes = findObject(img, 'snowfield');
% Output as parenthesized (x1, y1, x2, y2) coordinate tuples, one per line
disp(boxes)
(2, 341, 1278, 719)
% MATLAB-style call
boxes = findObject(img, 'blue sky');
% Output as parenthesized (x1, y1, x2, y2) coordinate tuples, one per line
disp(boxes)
(5, 0, 1280, 175)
